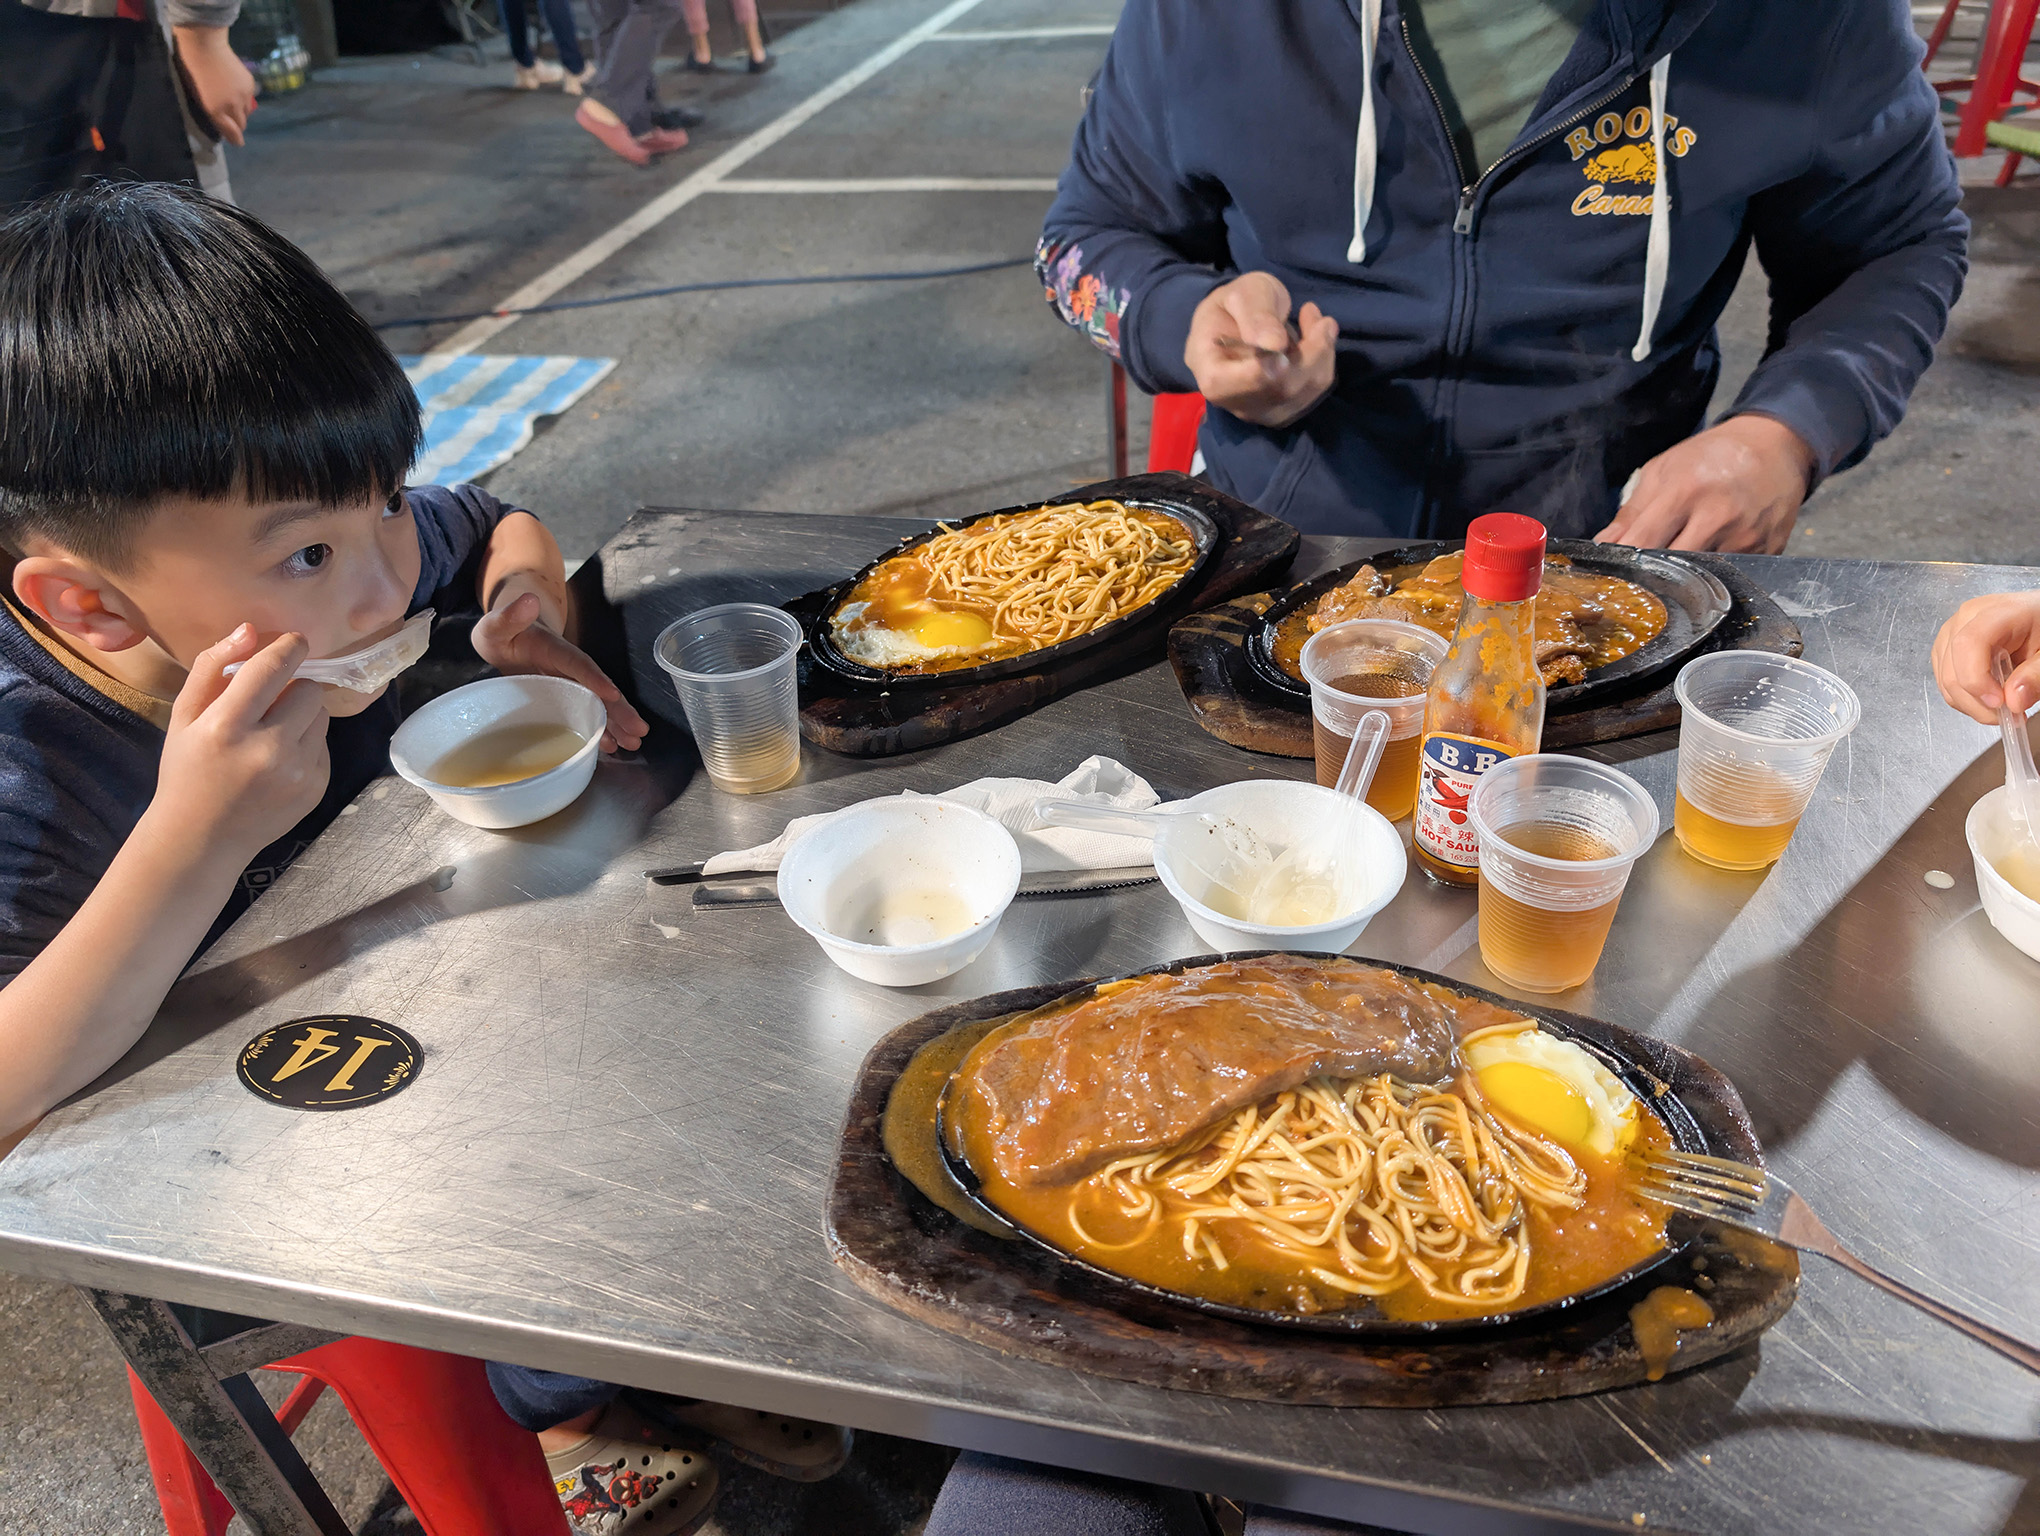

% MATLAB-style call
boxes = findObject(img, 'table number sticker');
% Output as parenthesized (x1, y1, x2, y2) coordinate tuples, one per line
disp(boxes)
(236, 1016, 421, 1111)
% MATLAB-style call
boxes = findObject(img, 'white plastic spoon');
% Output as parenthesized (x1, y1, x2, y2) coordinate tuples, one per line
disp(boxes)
(1242, 710, 1392, 923)
(1993, 649, 2040, 849)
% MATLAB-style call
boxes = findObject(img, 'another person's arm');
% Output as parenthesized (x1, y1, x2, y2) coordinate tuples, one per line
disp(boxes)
(1599, 0, 1966, 553)
(1037, 0, 1334, 425)
(169, 0, 258, 147)
(470, 509, 649, 752)
(0, 628, 326, 1138)
(1932, 590, 2040, 723)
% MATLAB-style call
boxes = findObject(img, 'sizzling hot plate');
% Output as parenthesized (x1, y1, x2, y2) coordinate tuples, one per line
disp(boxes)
(924, 952, 1714, 1337)
(1246, 540, 1733, 713)
(796, 491, 1223, 692)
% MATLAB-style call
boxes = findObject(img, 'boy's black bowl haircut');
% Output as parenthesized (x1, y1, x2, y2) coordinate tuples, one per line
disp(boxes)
(0, 183, 422, 566)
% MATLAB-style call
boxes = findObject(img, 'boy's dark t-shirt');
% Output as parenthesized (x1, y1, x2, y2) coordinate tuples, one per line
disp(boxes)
(0, 483, 512, 982)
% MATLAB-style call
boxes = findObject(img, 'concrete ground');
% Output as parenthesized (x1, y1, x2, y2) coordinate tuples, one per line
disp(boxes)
(5, 2, 2040, 1532)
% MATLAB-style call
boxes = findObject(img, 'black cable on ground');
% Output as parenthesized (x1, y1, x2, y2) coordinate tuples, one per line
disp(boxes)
(373, 255, 1036, 331)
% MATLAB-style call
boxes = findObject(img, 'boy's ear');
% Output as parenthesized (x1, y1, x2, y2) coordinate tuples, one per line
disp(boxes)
(12, 558, 151, 652)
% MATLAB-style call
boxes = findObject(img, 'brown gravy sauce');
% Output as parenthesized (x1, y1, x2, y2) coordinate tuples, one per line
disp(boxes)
(882, 1014, 1019, 1238)
(1628, 1285, 1717, 1381)
(1272, 553, 1668, 687)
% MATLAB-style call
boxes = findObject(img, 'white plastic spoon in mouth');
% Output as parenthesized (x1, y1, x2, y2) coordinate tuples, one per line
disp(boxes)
(223, 608, 435, 694)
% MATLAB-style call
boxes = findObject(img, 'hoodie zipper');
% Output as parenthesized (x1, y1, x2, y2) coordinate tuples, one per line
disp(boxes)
(1399, 16, 1641, 235)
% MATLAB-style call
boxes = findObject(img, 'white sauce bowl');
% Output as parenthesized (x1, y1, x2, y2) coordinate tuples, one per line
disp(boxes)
(1965, 784, 2040, 964)
(1154, 780, 1407, 954)
(389, 675, 606, 829)
(776, 798, 1023, 987)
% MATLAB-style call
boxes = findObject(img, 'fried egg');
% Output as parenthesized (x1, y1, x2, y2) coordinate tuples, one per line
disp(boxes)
(831, 600, 998, 667)
(1464, 1024, 1639, 1157)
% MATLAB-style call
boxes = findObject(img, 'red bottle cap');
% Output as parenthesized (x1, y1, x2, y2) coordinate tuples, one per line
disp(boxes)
(1461, 513, 1546, 602)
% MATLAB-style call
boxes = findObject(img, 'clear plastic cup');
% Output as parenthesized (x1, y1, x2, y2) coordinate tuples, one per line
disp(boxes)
(1298, 618, 1450, 821)
(1671, 652, 1861, 871)
(1467, 755, 1660, 993)
(654, 603, 804, 794)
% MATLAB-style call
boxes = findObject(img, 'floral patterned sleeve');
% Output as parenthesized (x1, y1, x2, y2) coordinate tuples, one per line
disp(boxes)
(1035, 0, 1234, 396)
(1036, 236, 1132, 361)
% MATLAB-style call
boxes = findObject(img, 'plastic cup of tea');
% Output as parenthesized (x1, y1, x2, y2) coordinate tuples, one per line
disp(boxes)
(1298, 618, 1450, 821)
(654, 603, 804, 793)
(1467, 754, 1660, 994)
(1671, 652, 1861, 871)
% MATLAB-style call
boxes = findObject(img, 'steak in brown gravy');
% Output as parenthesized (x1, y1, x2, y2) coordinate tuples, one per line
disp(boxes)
(953, 955, 1478, 1187)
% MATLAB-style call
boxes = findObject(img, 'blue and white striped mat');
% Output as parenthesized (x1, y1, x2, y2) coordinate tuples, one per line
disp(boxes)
(400, 353, 616, 486)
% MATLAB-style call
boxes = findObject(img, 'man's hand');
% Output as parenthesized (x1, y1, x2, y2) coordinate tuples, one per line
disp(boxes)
(154, 625, 331, 863)
(1932, 590, 2040, 724)
(473, 589, 650, 752)
(172, 25, 258, 145)
(1184, 273, 1339, 429)
(1595, 415, 1817, 554)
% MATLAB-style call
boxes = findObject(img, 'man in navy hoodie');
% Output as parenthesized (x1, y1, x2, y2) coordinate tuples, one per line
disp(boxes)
(1038, 0, 1967, 549)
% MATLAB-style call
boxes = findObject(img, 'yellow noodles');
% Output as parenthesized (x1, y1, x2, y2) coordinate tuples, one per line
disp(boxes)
(1074, 1074, 1586, 1308)
(917, 500, 1197, 650)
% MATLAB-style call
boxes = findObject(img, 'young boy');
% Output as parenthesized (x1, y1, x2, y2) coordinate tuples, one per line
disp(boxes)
(0, 184, 844, 1535)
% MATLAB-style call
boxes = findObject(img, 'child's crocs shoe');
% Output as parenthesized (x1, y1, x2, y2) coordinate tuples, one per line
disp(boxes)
(545, 1405, 720, 1535)
(623, 1392, 853, 1483)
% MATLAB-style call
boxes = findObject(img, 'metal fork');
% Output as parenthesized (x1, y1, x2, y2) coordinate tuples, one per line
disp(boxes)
(1634, 1150, 2040, 1374)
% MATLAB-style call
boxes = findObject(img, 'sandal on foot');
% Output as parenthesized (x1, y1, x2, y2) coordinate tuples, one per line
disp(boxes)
(637, 125, 689, 154)
(563, 63, 597, 95)
(514, 59, 564, 88)
(576, 100, 652, 166)
(624, 1392, 852, 1483)
(546, 1405, 720, 1535)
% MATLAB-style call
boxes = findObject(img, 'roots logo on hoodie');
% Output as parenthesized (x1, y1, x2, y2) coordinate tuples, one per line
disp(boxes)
(1565, 106, 1698, 217)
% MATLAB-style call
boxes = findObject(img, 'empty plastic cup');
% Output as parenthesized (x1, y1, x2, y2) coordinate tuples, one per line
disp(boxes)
(1671, 652, 1861, 870)
(1467, 755, 1660, 993)
(655, 603, 804, 793)
(1299, 618, 1450, 821)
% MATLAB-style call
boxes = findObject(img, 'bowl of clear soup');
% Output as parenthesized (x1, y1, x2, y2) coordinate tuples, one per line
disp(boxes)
(390, 675, 608, 829)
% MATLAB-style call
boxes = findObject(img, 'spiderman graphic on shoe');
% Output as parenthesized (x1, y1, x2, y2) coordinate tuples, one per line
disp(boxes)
(558, 1459, 664, 1529)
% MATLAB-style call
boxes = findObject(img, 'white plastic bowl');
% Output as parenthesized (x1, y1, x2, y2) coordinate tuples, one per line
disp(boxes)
(1965, 784, 2040, 963)
(390, 676, 606, 829)
(1154, 780, 1407, 954)
(776, 798, 1023, 986)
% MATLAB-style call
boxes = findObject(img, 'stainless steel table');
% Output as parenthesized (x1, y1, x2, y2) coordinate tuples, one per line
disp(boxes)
(1, 512, 2035, 1536)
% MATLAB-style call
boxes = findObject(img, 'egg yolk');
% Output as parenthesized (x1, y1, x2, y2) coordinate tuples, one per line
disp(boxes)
(1476, 1061, 1596, 1149)
(911, 609, 994, 650)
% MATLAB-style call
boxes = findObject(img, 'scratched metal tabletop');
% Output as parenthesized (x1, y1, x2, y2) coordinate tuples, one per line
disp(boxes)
(0, 510, 2034, 1536)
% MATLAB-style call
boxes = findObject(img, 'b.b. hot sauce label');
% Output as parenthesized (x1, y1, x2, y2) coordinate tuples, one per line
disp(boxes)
(1413, 733, 1518, 869)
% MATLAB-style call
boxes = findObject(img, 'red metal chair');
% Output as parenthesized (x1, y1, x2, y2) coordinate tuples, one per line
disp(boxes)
(1927, 0, 2040, 184)
(128, 1336, 571, 1536)
(1148, 392, 1208, 474)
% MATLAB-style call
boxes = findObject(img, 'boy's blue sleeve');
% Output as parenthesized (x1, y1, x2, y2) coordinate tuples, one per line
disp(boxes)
(1726, 0, 1968, 487)
(405, 483, 524, 613)
(1036, 0, 1234, 396)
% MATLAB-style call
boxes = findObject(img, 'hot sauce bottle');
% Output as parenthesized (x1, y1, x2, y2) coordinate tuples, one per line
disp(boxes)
(1411, 513, 1548, 886)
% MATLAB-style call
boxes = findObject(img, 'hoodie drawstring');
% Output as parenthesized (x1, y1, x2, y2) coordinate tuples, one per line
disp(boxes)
(1346, 0, 1382, 264)
(1631, 53, 1672, 363)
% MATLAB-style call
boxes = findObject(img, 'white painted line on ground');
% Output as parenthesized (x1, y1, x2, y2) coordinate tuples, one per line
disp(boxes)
(710, 177, 1060, 192)
(437, 0, 995, 355)
(930, 25, 1116, 38)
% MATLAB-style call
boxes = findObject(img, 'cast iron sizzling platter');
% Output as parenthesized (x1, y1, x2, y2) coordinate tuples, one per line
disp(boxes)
(916, 952, 1714, 1338)
(796, 493, 1224, 692)
(1246, 539, 1733, 713)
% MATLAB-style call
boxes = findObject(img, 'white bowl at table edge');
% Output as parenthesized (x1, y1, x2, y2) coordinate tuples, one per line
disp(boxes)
(1965, 784, 2040, 963)
(389, 676, 606, 829)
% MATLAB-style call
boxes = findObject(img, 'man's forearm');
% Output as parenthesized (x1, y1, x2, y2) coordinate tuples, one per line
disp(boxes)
(0, 810, 245, 1138)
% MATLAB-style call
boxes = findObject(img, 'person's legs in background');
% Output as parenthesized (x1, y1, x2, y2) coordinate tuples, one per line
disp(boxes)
(533, 0, 592, 92)
(498, 0, 565, 89)
(684, 0, 770, 71)
(575, 0, 686, 164)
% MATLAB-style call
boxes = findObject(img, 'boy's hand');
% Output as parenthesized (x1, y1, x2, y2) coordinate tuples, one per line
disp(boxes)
(154, 625, 331, 863)
(473, 590, 649, 752)
(171, 25, 259, 146)
(1932, 590, 2040, 724)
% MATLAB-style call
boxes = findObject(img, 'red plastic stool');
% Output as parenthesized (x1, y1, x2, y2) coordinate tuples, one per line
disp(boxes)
(127, 1337, 570, 1536)
(1931, 0, 2040, 182)
(1148, 392, 1208, 474)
